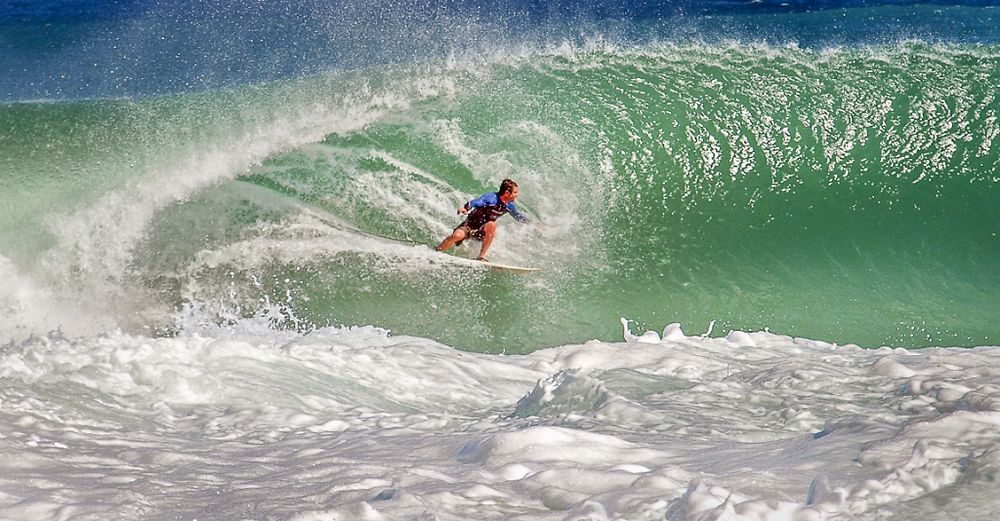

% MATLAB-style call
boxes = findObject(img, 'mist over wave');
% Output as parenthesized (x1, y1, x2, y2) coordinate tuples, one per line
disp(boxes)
(6, 0, 1000, 100)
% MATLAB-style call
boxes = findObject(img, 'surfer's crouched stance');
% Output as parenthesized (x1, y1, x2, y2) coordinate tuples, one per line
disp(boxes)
(435, 178, 529, 261)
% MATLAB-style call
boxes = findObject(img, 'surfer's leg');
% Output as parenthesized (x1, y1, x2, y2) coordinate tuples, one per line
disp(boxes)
(476, 221, 496, 260)
(436, 227, 468, 252)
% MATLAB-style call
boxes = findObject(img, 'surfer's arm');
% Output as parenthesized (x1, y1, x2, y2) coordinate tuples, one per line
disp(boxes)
(507, 202, 530, 223)
(461, 192, 499, 213)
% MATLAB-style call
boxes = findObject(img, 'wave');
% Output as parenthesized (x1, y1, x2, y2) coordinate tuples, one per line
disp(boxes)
(2, 41, 999, 350)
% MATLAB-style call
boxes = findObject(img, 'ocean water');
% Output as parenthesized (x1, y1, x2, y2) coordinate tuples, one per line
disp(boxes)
(2, 1, 999, 519)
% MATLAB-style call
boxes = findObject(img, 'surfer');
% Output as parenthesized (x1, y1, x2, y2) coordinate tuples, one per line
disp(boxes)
(435, 178, 529, 261)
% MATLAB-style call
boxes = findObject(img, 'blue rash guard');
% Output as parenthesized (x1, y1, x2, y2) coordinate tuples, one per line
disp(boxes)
(461, 191, 529, 231)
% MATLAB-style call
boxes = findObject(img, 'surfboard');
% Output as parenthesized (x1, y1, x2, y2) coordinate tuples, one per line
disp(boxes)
(475, 259, 541, 273)
(435, 250, 541, 273)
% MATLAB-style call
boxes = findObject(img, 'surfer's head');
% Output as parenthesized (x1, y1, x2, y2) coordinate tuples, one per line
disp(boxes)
(499, 178, 518, 202)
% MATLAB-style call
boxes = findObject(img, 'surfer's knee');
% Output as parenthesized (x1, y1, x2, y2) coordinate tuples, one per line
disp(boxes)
(482, 221, 496, 235)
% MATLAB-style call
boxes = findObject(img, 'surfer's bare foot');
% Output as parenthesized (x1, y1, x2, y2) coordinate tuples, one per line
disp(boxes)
(476, 256, 488, 262)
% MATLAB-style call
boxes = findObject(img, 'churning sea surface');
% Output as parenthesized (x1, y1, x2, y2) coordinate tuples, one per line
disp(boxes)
(2, 1, 1000, 519)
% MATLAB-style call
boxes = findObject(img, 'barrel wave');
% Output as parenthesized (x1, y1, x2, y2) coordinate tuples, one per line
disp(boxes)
(3, 42, 999, 351)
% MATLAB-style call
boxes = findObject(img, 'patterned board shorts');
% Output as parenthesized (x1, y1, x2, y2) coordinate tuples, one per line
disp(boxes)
(454, 222, 485, 242)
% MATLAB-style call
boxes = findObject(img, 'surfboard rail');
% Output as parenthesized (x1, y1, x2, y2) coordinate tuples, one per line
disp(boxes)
(475, 259, 541, 273)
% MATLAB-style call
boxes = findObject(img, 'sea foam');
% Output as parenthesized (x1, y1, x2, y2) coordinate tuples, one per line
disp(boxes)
(1, 318, 997, 520)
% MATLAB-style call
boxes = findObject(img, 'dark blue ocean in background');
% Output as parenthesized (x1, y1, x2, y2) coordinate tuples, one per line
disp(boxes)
(5, 1, 1000, 100)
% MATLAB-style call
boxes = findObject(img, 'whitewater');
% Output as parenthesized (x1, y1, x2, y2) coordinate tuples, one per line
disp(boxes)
(3, 0, 1000, 520)
(3, 318, 999, 520)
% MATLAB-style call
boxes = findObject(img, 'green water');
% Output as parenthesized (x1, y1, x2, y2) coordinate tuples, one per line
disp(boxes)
(2, 43, 999, 350)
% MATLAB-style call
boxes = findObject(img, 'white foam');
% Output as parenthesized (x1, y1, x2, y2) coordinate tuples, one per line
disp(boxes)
(1, 318, 998, 520)
(0, 256, 110, 341)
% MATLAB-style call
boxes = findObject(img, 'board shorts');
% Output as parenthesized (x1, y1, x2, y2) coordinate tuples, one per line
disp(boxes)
(453, 222, 485, 244)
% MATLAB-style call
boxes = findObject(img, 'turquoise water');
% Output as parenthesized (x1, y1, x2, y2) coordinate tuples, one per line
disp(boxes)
(2, 3, 999, 352)
(3, 42, 998, 351)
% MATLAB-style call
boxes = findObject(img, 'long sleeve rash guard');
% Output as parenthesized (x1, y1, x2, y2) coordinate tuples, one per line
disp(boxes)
(462, 192, 529, 229)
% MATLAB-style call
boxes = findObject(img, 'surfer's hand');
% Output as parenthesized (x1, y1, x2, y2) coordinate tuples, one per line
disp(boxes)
(457, 206, 468, 215)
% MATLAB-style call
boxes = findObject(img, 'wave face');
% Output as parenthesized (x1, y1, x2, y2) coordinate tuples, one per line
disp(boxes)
(4, 39, 999, 350)
(2, 2, 1000, 353)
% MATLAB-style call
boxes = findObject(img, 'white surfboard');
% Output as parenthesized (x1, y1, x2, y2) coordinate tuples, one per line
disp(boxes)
(436, 251, 541, 273)
(475, 259, 541, 273)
